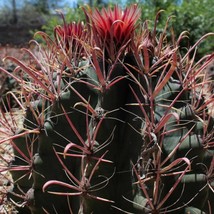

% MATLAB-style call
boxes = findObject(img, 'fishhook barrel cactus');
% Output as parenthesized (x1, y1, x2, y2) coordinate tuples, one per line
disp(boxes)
(0, 5, 213, 214)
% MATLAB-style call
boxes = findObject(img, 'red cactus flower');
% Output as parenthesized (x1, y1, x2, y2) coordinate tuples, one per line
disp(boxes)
(90, 5, 141, 59)
(54, 22, 87, 55)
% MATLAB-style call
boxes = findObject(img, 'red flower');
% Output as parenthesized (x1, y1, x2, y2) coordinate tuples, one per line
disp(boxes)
(55, 22, 87, 55)
(90, 5, 141, 59)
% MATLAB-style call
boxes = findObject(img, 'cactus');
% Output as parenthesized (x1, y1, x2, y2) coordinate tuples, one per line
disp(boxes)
(0, 5, 213, 214)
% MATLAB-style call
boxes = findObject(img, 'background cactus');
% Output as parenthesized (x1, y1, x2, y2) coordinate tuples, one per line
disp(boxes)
(0, 5, 213, 214)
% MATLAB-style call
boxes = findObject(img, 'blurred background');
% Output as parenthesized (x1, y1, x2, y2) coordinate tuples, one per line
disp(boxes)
(0, 0, 213, 58)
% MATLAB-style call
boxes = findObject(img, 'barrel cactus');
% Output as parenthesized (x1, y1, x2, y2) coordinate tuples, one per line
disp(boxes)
(0, 5, 213, 214)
